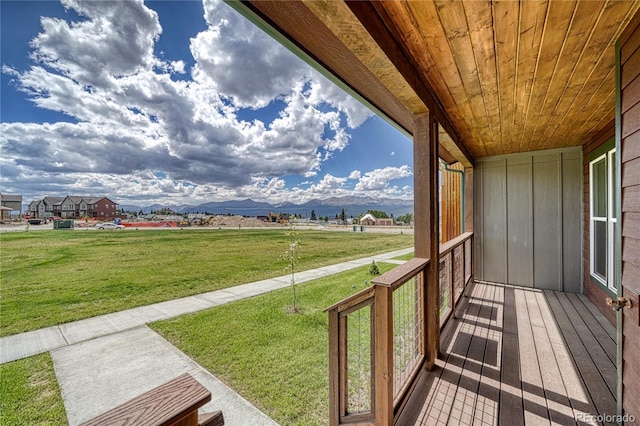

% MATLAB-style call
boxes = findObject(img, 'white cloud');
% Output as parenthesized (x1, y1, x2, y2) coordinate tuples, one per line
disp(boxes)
(0, 0, 398, 206)
(170, 60, 186, 74)
(354, 165, 413, 191)
(306, 74, 373, 128)
(312, 174, 348, 191)
(31, 0, 162, 89)
(190, 0, 309, 108)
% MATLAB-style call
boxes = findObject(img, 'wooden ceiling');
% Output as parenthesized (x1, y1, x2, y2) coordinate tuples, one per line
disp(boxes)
(238, 0, 640, 163)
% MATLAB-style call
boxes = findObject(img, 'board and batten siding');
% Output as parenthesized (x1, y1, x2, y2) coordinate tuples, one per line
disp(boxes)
(474, 147, 582, 292)
(618, 10, 640, 422)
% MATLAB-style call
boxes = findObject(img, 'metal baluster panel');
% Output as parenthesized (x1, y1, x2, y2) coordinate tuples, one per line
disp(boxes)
(439, 256, 452, 323)
(454, 245, 464, 302)
(392, 275, 424, 398)
(345, 305, 373, 415)
(465, 238, 472, 283)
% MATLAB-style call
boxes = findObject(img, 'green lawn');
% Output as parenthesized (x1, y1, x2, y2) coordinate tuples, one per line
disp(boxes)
(0, 353, 66, 425)
(0, 229, 412, 336)
(393, 251, 414, 261)
(151, 263, 396, 426)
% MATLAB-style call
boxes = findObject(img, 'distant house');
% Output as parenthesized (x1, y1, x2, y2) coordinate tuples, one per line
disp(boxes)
(39, 196, 64, 218)
(0, 206, 12, 221)
(360, 213, 393, 226)
(360, 213, 376, 226)
(1, 193, 23, 217)
(157, 207, 177, 215)
(28, 195, 119, 219)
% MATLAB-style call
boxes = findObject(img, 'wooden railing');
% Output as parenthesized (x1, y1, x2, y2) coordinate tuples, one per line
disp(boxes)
(80, 373, 224, 426)
(326, 258, 428, 426)
(438, 232, 474, 326)
(326, 232, 473, 426)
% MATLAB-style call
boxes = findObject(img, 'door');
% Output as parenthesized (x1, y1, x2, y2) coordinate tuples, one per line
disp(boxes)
(616, 11, 640, 422)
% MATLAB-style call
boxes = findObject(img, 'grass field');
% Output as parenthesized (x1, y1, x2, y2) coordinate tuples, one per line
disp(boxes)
(0, 353, 66, 425)
(151, 263, 396, 426)
(0, 229, 412, 336)
(393, 251, 414, 261)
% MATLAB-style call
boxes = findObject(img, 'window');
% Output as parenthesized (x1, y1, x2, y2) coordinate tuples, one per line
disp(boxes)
(589, 147, 617, 292)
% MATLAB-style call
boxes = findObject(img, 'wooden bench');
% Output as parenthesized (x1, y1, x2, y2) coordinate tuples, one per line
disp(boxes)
(80, 373, 224, 426)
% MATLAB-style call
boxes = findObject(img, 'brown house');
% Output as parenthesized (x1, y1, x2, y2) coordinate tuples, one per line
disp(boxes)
(29, 196, 119, 219)
(231, 1, 640, 424)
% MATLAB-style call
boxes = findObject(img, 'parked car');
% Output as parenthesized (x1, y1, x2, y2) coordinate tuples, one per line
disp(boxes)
(96, 223, 125, 229)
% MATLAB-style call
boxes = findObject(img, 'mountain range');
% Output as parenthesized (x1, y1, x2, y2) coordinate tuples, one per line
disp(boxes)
(121, 196, 414, 219)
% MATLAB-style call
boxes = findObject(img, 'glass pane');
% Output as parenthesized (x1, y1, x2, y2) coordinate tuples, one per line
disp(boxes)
(592, 158, 607, 217)
(610, 151, 616, 219)
(593, 220, 607, 280)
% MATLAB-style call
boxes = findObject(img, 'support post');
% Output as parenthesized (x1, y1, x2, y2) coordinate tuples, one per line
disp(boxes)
(464, 167, 474, 233)
(413, 112, 440, 369)
(374, 285, 394, 426)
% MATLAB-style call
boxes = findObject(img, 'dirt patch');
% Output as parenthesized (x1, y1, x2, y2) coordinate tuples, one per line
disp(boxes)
(201, 215, 280, 228)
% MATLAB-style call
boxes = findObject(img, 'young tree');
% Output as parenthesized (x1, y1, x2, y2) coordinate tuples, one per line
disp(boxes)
(281, 228, 301, 313)
(340, 208, 346, 223)
(310, 209, 317, 221)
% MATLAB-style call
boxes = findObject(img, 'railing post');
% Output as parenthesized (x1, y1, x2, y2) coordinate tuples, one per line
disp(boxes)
(328, 309, 340, 426)
(374, 285, 394, 426)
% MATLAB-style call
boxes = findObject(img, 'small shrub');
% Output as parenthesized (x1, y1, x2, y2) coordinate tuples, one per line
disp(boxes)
(369, 260, 380, 275)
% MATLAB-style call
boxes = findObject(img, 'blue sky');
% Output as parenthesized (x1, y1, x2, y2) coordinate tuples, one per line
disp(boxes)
(1, 0, 413, 206)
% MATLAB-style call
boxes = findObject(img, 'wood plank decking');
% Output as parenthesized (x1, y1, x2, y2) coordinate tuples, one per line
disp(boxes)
(397, 281, 617, 425)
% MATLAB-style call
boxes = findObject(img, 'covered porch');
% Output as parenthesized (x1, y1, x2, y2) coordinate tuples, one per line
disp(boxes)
(228, 0, 640, 424)
(399, 281, 616, 425)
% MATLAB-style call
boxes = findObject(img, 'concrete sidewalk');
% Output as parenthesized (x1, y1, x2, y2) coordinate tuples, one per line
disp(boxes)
(1, 248, 412, 425)
(52, 326, 279, 426)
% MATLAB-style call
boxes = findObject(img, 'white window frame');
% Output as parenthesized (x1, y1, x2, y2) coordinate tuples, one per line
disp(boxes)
(589, 148, 617, 293)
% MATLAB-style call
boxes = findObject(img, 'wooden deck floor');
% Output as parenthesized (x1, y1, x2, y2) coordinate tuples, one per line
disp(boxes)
(398, 281, 617, 426)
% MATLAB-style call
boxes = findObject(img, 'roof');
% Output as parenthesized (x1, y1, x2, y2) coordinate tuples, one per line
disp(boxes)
(43, 197, 65, 206)
(238, 1, 640, 163)
(38, 196, 117, 206)
(361, 213, 376, 222)
(0, 194, 22, 202)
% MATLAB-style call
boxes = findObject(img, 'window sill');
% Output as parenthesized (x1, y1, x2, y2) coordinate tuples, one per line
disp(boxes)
(588, 275, 617, 297)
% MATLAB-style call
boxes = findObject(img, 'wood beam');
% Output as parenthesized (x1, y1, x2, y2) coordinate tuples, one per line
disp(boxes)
(346, 1, 474, 166)
(413, 112, 440, 369)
